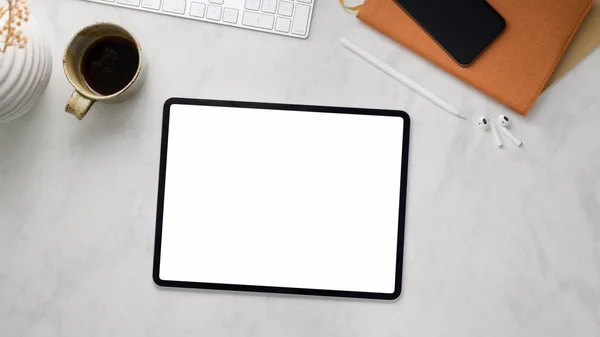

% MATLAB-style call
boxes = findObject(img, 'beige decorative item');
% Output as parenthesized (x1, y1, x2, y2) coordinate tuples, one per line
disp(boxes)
(63, 23, 147, 120)
(0, 0, 52, 123)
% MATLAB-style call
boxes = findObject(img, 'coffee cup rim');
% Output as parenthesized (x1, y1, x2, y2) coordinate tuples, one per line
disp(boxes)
(62, 22, 143, 101)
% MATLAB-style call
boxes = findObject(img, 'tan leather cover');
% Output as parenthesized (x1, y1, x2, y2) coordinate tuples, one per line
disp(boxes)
(356, 0, 594, 115)
(546, 0, 600, 88)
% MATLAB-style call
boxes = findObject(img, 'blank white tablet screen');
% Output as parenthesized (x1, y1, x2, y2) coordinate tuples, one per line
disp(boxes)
(159, 104, 405, 294)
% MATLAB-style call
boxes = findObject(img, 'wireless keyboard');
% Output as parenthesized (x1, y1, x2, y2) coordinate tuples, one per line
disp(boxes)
(80, 0, 314, 39)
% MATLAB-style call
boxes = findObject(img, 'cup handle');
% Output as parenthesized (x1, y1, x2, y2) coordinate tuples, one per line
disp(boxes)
(65, 91, 94, 120)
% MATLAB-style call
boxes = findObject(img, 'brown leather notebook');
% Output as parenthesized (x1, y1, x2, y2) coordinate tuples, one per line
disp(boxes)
(356, 0, 594, 115)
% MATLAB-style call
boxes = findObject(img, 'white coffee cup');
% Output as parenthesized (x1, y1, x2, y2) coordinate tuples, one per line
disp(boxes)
(63, 23, 147, 120)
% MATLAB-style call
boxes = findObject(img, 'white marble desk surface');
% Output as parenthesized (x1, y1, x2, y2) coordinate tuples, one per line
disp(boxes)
(1, 0, 599, 336)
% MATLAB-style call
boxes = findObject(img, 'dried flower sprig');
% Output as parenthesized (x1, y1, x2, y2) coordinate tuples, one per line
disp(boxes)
(0, 0, 29, 53)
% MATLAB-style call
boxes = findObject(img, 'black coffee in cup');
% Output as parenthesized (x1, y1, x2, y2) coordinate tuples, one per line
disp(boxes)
(80, 36, 139, 96)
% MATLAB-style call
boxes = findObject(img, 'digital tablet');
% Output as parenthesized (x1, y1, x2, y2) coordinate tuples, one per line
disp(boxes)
(154, 98, 410, 300)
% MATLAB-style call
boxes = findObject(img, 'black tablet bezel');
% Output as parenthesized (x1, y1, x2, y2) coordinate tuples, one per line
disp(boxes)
(153, 98, 411, 300)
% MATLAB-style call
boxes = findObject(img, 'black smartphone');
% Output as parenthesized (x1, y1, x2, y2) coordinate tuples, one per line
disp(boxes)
(393, 0, 505, 66)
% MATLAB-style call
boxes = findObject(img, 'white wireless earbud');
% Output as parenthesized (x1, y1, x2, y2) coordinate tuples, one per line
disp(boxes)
(477, 116, 503, 147)
(476, 116, 489, 130)
(498, 115, 522, 147)
(490, 122, 503, 148)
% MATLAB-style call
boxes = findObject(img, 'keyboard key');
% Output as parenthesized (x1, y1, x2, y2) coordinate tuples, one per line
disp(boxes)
(117, 0, 140, 6)
(297, 0, 311, 3)
(261, 0, 276, 14)
(190, 2, 206, 17)
(277, 0, 293, 16)
(141, 0, 161, 9)
(206, 5, 222, 20)
(275, 17, 291, 32)
(242, 11, 274, 29)
(162, 0, 186, 13)
(208, 0, 223, 4)
(291, 3, 309, 35)
(223, 8, 239, 23)
(244, 0, 260, 10)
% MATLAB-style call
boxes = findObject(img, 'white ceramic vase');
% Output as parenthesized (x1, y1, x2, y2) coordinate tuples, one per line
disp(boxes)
(0, 17, 52, 124)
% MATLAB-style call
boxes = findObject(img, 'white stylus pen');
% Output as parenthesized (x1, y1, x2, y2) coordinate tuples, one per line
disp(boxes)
(341, 38, 466, 120)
